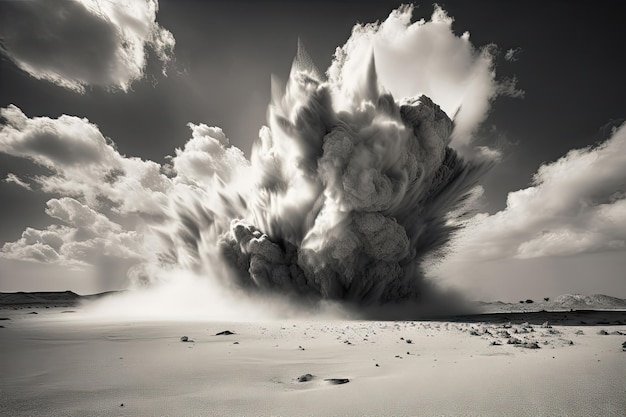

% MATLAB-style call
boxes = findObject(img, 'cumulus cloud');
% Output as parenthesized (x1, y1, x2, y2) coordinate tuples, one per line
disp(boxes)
(0, 104, 171, 215)
(2, 198, 144, 267)
(328, 4, 521, 148)
(170, 123, 250, 185)
(0, 0, 175, 92)
(443, 123, 626, 263)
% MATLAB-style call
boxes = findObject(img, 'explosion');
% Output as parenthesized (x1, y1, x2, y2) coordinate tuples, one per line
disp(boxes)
(151, 49, 487, 312)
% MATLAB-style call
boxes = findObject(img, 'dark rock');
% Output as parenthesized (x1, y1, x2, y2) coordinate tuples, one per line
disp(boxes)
(28, 311, 38, 315)
(180, 336, 189, 342)
(517, 342, 540, 349)
(597, 330, 609, 335)
(324, 378, 349, 385)
(297, 373, 313, 382)
(405, 339, 413, 344)
(215, 330, 235, 336)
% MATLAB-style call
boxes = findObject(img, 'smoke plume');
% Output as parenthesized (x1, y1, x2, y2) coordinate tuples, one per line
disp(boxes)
(149, 47, 488, 315)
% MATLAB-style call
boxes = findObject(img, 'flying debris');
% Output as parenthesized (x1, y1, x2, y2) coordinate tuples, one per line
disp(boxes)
(155, 42, 488, 313)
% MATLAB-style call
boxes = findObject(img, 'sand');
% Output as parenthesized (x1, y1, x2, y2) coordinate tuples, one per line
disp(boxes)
(1, 307, 625, 416)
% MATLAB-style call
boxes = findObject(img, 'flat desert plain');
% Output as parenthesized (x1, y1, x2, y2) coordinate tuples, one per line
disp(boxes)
(1, 306, 625, 416)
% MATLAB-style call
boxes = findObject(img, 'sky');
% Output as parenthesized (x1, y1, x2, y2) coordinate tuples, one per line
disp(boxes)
(0, 0, 624, 303)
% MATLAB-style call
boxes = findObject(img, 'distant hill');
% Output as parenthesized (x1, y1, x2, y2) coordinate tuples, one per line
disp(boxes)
(0, 290, 119, 307)
(479, 294, 626, 313)
(550, 294, 626, 309)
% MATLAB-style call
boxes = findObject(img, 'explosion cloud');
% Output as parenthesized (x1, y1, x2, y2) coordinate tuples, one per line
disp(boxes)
(156, 48, 488, 312)
(0, 4, 518, 318)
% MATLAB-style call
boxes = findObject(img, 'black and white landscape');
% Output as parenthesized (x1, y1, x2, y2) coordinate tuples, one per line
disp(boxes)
(0, 1, 624, 416)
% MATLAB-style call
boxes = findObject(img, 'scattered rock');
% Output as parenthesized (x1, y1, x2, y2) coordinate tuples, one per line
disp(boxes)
(469, 329, 480, 336)
(324, 378, 349, 385)
(375, 363, 379, 367)
(490, 340, 502, 346)
(0, 325, 4, 328)
(233, 342, 239, 345)
(298, 345, 305, 351)
(0, 317, 10, 320)
(517, 342, 540, 349)
(622, 341, 626, 351)
(180, 336, 191, 342)
(609, 331, 625, 336)
(28, 311, 38, 315)
(507, 338, 522, 345)
(297, 373, 313, 382)
(215, 330, 235, 336)
(575, 330, 584, 335)
(597, 330, 609, 336)
(405, 339, 413, 344)
(120, 403, 124, 408)
(541, 321, 551, 328)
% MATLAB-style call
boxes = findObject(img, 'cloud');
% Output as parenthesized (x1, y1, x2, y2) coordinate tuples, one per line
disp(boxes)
(170, 123, 250, 185)
(0, 104, 171, 215)
(504, 47, 522, 62)
(0, 0, 175, 92)
(3, 173, 31, 190)
(1, 198, 144, 267)
(443, 123, 626, 263)
(327, 4, 521, 148)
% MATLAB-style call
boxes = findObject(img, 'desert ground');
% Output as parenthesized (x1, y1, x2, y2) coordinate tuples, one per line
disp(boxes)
(1, 300, 625, 417)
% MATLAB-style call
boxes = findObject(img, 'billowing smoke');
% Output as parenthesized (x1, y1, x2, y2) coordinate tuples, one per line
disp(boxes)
(1, 5, 518, 318)
(147, 43, 488, 316)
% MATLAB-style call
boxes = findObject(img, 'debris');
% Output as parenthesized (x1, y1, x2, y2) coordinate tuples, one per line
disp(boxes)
(297, 374, 313, 382)
(324, 378, 349, 385)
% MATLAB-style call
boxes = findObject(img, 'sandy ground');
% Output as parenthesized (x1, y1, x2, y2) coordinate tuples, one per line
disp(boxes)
(1, 307, 625, 417)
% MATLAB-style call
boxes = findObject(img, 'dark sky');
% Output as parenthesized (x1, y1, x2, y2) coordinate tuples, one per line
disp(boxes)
(0, 1, 624, 300)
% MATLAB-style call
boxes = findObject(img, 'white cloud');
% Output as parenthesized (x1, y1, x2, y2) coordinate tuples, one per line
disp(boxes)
(0, 104, 171, 215)
(1, 198, 144, 267)
(3, 173, 31, 190)
(327, 4, 521, 147)
(0, 0, 175, 92)
(442, 123, 626, 263)
(171, 123, 250, 185)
